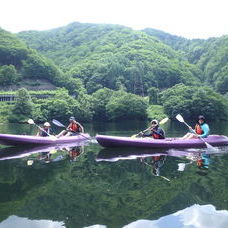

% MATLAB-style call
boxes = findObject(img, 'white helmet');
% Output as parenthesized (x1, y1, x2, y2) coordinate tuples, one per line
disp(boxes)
(151, 119, 158, 125)
(44, 122, 51, 127)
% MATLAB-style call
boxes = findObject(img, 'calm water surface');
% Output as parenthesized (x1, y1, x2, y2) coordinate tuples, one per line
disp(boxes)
(0, 120, 228, 228)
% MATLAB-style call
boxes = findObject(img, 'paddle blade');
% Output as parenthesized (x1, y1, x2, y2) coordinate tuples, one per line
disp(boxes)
(27, 160, 34, 166)
(28, 119, 34, 125)
(204, 142, 218, 152)
(52, 119, 66, 128)
(176, 114, 184, 123)
(178, 163, 186, 171)
(159, 117, 169, 125)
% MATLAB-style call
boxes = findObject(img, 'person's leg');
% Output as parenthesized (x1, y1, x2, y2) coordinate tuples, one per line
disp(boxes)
(183, 133, 198, 139)
(57, 130, 67, 138)
(182, 133, 192, 139)
(65, 132, 72, 137)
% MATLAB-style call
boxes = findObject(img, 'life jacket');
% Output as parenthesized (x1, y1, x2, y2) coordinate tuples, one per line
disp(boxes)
(41, 128, 50, 137)
(152, 132, 161, 139)
(195, 124, 204, 135)
(151, 127, 164, 139)
(69, 122, 79, 132)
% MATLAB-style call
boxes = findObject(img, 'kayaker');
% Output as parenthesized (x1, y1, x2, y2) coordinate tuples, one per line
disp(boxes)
(151, 155, 166, 176)
(37, 122, 52, 137)
(141, 119, 165, 139)
(182, 115, 210, 139)
(57, 117, 84, 137)
(196, 153, 210, 169)
(68, 146, 84, 161)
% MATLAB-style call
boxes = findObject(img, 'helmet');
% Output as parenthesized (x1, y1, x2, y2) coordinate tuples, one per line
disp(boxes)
(44, 122, 50, 127)
(69, 116, 75, 121)
(198, 115, 205, 121)
(151, 119, 158, 125)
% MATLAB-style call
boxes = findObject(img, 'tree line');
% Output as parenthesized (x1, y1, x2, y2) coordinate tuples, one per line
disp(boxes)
(0, 23, 228, 122)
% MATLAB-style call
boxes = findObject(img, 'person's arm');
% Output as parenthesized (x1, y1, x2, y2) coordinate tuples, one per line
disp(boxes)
(36, 129, 41, 136)
(189, 126, 196, 134)
(199, 124, 210, 138)
(142, 131, 153, 137)
(77, 122, 84, 133)
(66, 123, 71, 131)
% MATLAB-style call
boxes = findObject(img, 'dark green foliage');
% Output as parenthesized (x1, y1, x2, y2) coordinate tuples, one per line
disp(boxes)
(160, 84, 228, 120)
(0, 28, 28, 66)
(215, 65, 228, 94)
(92, 88, 114, 120)
(0, 28, 78, 93)
(145, 29, 228, 92)
(106, 90, 148, 120)
(91, 88, 148, 121)
(1, 23, 228, 122)
(8, 88, 34, 122)
(0, 65, 20, 86)
(18, 23, 200, 94)
(147, 87, 159, 104)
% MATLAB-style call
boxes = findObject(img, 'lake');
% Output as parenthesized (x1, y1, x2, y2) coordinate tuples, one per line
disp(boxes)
(0, 119, 228, 228)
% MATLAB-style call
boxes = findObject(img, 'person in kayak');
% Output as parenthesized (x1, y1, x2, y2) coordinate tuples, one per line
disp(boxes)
(182, 115, 210, 139)
(37, 122, 52, 137)
(141, 119, 165, 139)
(196, 153, 210, 169)
(57, 117, 84, 137)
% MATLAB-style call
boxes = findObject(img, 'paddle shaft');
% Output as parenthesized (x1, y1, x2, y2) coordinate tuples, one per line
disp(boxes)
(52, 119, 90, 140)
(135, 117, 168, 136)
(35, 124, 53, 137)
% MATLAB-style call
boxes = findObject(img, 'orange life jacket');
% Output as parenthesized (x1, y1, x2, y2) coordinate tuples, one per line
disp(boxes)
(69, 122, 79, 132)
(195, 124, 203, 135)
(152, 132, 161, 139)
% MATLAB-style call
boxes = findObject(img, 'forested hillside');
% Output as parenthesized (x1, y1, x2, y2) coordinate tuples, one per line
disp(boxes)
(144, 28, 228, 94)
(0, 22, 228, 122)
(0, 28, 85, 95)
(18, 23, 201, 95)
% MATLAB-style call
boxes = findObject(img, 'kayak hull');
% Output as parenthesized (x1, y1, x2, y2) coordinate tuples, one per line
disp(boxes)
(96, 134, 228, 149)
(0, 133, 90, 146)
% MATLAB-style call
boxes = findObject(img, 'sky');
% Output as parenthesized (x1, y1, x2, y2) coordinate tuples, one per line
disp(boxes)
(0, 0, 228, 39)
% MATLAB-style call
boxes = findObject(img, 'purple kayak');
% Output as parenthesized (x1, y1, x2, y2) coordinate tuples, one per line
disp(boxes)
(0, 133, 90, 146)
(96, 134, 228, 149)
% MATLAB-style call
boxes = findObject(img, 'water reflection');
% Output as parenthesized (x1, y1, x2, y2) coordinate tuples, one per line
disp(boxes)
(123, 204, 228, 228)
(0, 120, 228, 228)
(1, 204, 228, 228)
(0, 142, 87, 164)
(96, 146, 228, 179)
(0, 215, 65, 228)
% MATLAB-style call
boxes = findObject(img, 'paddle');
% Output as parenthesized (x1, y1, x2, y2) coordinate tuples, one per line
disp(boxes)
(52, 119, 90, 140)
(132, 117, 169, 138)
(142, 160, 170, 182)
(28, 119, 56, 140)
(175, 114, 216, 150)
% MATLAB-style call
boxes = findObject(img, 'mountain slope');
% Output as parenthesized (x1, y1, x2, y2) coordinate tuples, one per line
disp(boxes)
(144, 28, 228, 94)
(18, 22, 201, 94)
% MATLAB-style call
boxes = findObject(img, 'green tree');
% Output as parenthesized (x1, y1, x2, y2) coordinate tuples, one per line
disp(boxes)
(92, 88, 114, 120)
(8, 88, 34, 122)
(106, 91, 148, 120)
(0, 65, 19, 86)
(148, 87, 159, 104)
(160, 84, 228, 120)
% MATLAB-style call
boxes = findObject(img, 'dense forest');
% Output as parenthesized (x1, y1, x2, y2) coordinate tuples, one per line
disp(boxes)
(0, 22, 228, 122)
